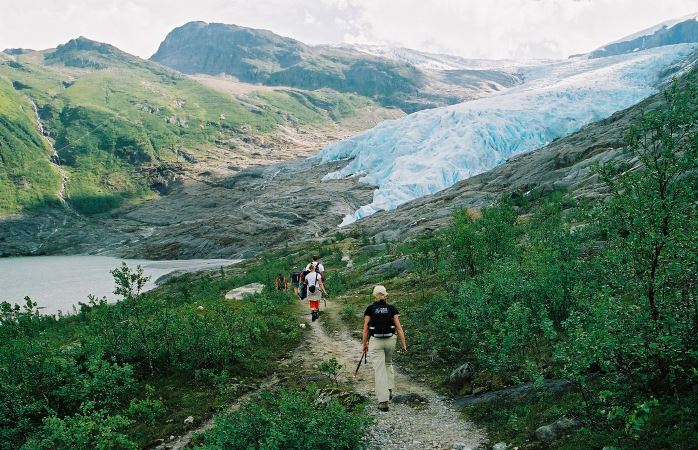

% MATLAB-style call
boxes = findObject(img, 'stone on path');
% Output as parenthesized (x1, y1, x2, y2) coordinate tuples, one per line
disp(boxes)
(224, 282, 265, 300)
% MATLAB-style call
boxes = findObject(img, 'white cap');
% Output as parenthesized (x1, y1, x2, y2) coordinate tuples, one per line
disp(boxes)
(372, 285, 388, 299)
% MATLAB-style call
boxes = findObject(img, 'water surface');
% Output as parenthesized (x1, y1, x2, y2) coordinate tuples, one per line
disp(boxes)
(0, 256, 240, 314)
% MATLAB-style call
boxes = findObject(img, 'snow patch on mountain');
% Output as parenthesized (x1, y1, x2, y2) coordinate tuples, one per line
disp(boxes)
(340, 44, 525, 71)
(315, 44, 698, 226)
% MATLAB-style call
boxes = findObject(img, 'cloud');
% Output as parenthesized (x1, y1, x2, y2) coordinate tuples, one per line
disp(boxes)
(0, 0, 695, 60)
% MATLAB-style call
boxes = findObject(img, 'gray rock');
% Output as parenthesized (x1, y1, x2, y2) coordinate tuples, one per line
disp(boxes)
(451, 443, 471, 450)
(449, 362, 475, 392)
(454, 379, 572, 408)
(361, 243, 388, 253)
(224, 282, 265, 300)
(365, 257, 412, 276)
(183, 415, 194, 425)
(492, 442, 508, 450)
(535, 416, 581, 442)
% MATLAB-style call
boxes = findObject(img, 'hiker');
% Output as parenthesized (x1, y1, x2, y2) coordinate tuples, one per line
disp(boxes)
(362, 285, 407, 412)
(305, 264, 327, 322)
(305, 255, 325, 276)
(275, 273, 287, 291)
(290, 267, 302, 296)
(299, 267, 309, 300)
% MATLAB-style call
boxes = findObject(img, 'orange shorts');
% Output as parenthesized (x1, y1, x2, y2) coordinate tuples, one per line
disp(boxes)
(308, 299, 320, 311)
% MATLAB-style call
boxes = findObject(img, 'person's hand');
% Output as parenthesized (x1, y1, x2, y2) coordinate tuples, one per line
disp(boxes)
(401, 345, 407, 353)
(362, 343, 369, 353)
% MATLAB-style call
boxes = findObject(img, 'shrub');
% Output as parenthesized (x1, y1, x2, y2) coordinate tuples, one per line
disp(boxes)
(194, 389, 368, 450)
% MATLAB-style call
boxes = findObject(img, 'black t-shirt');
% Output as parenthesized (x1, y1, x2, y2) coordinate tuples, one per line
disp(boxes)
(364, 302, 399, 318)
(364, 301, 399, 336)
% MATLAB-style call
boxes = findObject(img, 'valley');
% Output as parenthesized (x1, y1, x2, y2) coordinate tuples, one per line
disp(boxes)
(1, 10, 697, 450)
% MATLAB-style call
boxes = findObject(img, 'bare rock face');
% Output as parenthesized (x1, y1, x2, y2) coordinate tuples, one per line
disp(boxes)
(224, 282, 265, 300)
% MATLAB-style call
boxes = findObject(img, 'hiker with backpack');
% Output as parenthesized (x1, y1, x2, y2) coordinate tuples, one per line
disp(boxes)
(305, 255, 324, 277)
(362, 285, 407, 412)
(304, 263, 328, 322)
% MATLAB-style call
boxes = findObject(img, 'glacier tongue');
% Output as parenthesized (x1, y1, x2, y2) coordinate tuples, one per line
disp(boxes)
(315, 44, 698, 226)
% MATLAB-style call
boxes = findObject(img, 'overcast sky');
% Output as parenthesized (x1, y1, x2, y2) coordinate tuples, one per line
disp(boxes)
(0, 0, 696, 60)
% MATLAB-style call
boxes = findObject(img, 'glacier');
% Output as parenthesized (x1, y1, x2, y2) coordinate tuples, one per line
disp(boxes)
(314, 44, 698, 226)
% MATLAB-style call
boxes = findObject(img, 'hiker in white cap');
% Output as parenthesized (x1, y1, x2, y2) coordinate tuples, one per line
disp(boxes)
(362, 285, 407, 412)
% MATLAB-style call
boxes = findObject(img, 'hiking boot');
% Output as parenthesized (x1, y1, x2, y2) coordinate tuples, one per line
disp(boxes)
(311, 310, 319, 322)
(378, 402, 389, 412)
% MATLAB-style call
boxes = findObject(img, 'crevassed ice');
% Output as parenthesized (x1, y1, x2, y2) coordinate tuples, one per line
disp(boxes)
(315, 44, 698, 226)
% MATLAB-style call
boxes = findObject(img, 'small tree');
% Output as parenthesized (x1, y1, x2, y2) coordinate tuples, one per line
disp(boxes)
(111, 263, 156, 376)
(590, 76, 697, 390)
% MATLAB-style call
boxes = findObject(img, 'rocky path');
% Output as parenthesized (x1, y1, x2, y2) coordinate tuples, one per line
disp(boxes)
(160, 296, 485, 450)
(302, 300, 487, 450)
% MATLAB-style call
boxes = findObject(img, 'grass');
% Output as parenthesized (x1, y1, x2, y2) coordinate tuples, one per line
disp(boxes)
(0, 49, 394, 216)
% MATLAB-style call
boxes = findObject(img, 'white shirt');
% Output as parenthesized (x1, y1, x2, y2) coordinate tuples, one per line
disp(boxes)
(305, 262, 324, 273)
(305, 272, 322, 287)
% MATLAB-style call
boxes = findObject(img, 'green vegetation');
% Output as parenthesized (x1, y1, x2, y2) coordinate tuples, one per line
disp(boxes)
(0, 255, 302, 448)
(0, 40, 395, 215)
(334, 77, 697, 448)
(192, 389, 368, 449)
(0, 76, 60, 212)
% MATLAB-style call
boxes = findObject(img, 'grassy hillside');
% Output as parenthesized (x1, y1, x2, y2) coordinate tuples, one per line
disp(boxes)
(0, 70, 61, 213)
(0, 38, 396, 216)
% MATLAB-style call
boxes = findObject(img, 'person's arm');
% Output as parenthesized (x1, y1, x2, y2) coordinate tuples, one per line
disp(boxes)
(362, 315, 370, 353)
(394, 315, 407, 353)
(319, 277, 328, 295)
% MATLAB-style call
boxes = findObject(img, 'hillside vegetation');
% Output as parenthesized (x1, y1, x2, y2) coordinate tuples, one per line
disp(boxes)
(0, 38, 398, 216)
(334, 76, 697, 449)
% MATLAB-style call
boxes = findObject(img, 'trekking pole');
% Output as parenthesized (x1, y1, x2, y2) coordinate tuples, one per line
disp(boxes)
(353, 351, 367, 377)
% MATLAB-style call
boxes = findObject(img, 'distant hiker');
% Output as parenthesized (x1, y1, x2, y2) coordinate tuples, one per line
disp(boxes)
(362, 285, 406, 412)
(275, 273, 287, 291)
(299, 267, 309, 300)
(305, 264, 328, 322)
(305, 255, 325, 276)
(290, 267, 302, 296)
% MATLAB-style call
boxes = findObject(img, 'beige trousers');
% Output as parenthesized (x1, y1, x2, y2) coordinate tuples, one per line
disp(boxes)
(369, 335, 396, 402)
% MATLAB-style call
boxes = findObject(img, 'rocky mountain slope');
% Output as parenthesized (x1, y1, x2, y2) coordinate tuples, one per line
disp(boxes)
(587, 12, 698, 58)
(345, 67, 698, 242)
(0, 37, 400, 216)
(150, 21, 522, 113)
(316, 43, 698, 225)
(3, 67, 693, 260)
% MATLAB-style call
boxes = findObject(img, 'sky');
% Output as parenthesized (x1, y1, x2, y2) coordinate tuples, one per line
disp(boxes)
(0, 0, 696, 60)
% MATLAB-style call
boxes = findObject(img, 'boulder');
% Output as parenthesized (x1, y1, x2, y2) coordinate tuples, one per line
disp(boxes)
(492, 443, 508, 450)
(454, 379, 572, 408)
(183, 415, 194, 425)
(451, 443, 471, 450)
(449, 362, 475, 392)
(224, 282, 265, 300)
(535, 416, 581, 442)
(364, 257, 412, 277)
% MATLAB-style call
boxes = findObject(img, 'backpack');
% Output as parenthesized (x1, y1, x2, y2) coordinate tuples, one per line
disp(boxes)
(368, 303, 395, 337)
(307, 272, 320, 294)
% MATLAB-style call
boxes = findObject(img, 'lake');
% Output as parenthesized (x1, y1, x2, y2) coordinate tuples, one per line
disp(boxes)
(0, 255, 241, 314)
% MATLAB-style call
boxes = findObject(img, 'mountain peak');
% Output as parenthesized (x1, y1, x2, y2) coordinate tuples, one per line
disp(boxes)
(45, 36, 137, 69)
(586, 12, 698, 58)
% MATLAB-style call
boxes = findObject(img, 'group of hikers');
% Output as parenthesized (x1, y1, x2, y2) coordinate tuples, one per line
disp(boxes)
(274, 255, 407, 412)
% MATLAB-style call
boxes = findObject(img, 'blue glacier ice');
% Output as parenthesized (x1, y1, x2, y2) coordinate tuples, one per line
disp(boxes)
(314, 44, 698, 226)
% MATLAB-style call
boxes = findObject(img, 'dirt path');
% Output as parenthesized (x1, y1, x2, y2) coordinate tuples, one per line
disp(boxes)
(299, 300, 486, 450)
(160, 298, 485, 450)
